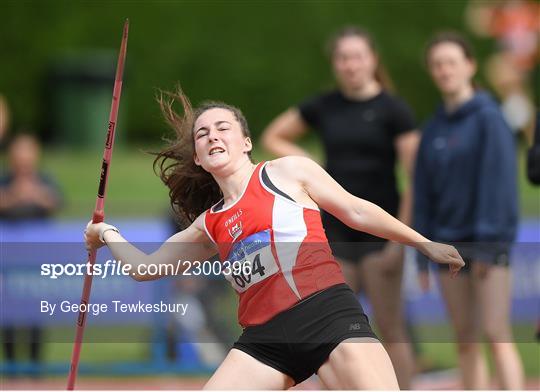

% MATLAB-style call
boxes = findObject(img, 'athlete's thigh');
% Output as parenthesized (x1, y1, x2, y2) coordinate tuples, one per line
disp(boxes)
(203, 348, 294, 390)
(317, 337, 399, 390)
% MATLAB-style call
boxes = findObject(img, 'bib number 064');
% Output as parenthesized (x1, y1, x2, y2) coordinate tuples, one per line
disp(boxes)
(231, 253, 267, 288)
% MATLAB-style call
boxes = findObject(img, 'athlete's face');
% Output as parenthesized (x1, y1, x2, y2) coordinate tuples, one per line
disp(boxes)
(193, 108, 252, 172)
(427, 42, 476, 97)
(332, 36, 378, 90)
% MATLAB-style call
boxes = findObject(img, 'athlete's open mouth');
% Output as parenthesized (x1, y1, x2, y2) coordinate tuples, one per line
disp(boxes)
(209, 147, 225, 156)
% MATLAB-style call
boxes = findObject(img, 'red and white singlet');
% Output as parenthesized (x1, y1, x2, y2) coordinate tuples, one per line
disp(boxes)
(204, 162, 345, 327)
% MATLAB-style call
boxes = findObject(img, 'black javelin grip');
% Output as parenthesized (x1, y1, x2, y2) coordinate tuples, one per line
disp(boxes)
(98, 160, 109, 198)
(66, 19, 129, 390)
(98, 120, 115, 198)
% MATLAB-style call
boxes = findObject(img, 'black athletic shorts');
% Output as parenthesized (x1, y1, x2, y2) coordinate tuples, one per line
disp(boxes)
(322, 212, 386, 263)
(232, 283, 378, 385)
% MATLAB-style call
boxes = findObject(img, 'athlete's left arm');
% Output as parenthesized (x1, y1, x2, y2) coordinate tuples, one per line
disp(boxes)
(292, 156, 464, 275)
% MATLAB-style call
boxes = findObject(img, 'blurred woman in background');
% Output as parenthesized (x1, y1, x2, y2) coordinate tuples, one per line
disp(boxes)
(261, 26, 419, 388)
(415, 31, 524, 389)
(0, 133, 63, 374)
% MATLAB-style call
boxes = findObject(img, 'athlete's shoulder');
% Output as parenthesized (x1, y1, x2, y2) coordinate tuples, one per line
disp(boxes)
(266, 155, 316, 169)
(189, 211, 220, 245)
(266, 156, 321, 181)
(165, 212, 215, 249)
(192, 212, 210, 233)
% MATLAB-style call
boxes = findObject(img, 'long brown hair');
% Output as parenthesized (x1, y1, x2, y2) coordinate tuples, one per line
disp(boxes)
(153, 86, 252, 222)
(326, 26, 395, 93)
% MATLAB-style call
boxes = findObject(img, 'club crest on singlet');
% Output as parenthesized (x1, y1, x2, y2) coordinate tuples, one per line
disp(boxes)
(227, 221, 242, 240)
(224, 209, 243, 240)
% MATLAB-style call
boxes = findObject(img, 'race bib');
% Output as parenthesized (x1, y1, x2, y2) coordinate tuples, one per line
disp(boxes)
(224, 229, 279, 293)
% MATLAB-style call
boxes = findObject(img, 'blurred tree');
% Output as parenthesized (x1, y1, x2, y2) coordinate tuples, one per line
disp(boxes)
(1, 0, 491, 143)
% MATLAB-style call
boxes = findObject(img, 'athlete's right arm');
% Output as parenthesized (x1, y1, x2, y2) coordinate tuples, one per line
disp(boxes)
(84, 213, 217, 281)
(261, 108, 311, 158)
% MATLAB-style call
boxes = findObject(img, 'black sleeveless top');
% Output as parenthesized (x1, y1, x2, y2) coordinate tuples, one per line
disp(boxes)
(298, 90, 415, 213)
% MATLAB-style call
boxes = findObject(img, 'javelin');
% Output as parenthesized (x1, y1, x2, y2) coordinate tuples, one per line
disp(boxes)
(66, 19, 129, 390)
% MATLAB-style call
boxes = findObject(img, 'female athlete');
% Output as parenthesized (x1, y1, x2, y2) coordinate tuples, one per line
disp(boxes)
(85, 88, 464, 390)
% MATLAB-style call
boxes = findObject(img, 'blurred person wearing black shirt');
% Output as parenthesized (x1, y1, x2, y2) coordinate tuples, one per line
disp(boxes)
(262, 26, 419, 389)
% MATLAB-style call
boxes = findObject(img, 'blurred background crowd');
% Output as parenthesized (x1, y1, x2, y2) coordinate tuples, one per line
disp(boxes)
(1, 0, 538, 390)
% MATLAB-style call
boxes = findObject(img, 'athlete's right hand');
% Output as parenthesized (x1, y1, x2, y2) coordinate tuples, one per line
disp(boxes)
(84, 221, 111, 251)
(417, 242, 465, 278)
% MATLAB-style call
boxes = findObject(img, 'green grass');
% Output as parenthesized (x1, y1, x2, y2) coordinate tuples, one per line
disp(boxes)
(45, 342, 149, 364)
(414, 324, 540, 377)
(39, 146, 168, 218)
(419, 341, 540, 378)
(25, 138, 539, 218)
(3, 324, 538, 377)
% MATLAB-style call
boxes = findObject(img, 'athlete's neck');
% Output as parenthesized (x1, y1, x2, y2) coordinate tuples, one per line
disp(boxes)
(214, 159, 257, 207)
(443, 84, 474, 113)
(341, 80, 381, 101)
